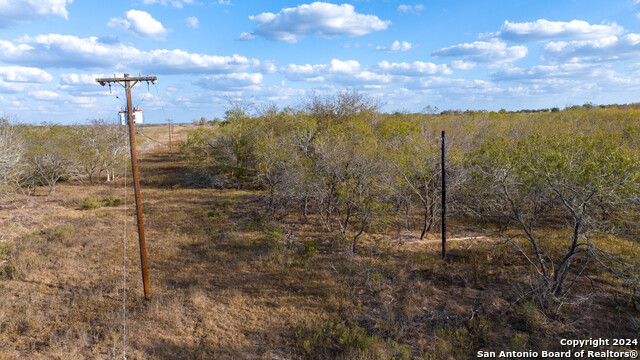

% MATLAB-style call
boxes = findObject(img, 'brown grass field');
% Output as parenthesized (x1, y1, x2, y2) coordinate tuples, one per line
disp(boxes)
(0, 125, 638, 359)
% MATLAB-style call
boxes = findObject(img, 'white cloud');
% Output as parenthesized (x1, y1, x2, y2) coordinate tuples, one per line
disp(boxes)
(408, 77, 503, 94)
(449, 60, 476, 70)
(431, 40, 527, 64)
(57, 73, 112, 95)
(246, 2, 390, 43)
(282, 64, 326, 82)
(59, 73, 108, 85)
(258, 61, 277, 74)
(194, 73, 263, 90)
(0, 80, 33, 93)
(27, 90, 97, 106)
(491, 63, 602, 81)
(282, 59, 392, 85)
(29, 90, 60, 100)
(543, 34, 640, 62)
(376, 61, 451, 76)
(238, 32, 256, 41)
(217, 0, 231, 4)
(282, 59, 455, 89)
(0, 66, 53, 82)
(0, 34, 257, 74)
(142, 0, 199, 8)
(0, 0, 73, 28)
(397, 4, 424, 14)
(108, 10, 168, 40)
(376, 40, 413, 52)
(185, 16, 199, 28)
(488, 19, 624, 42)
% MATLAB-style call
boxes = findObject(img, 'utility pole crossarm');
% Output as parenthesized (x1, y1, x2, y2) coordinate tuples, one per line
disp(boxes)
(96, 76, 157, 85)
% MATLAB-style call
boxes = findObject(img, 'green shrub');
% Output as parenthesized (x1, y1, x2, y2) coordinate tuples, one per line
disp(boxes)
(294, 318, 411, 359)
(102, 196, 122, 207)
(302, 239, 319, 259)
(510, 333, 530, 350)
(78, 196, 102, 210)
(78, 196, 122, 209)
(1, 262, 15, 280)
(42, 225, 75, 243)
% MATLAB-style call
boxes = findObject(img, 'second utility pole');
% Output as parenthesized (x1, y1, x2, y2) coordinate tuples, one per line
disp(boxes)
(441, 130, 446, 259)
(96, 73, 156, 300)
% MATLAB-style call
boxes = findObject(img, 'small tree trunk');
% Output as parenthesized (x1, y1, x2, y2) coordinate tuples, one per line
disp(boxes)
(405, 202, 411, 231)
(420, 203, 434, 239)
(303, 196, 309, 219)
(352, 221, 366, 254)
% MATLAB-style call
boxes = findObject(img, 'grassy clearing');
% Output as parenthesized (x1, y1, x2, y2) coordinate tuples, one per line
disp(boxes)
(0, 137, 637, 359)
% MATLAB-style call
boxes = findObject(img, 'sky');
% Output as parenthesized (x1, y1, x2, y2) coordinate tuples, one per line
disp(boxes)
(2, 0, 640, 124)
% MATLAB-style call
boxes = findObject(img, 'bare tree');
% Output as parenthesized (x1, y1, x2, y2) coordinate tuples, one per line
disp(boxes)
(468, 133, 640, 300)
(0, 119, 25, 201)
(22, 125, 72, 195)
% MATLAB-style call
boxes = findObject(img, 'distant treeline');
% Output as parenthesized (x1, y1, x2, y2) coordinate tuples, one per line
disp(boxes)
(0, 119, 127, 197)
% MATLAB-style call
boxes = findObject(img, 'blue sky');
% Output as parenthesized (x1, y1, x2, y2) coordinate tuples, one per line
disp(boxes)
(2, 0, 640, 124)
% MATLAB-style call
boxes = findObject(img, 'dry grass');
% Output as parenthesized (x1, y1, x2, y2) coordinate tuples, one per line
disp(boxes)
(0, 127, 638, 359)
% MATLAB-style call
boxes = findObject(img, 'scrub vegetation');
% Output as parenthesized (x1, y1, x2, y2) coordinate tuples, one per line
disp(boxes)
(0, 93, 638, 359)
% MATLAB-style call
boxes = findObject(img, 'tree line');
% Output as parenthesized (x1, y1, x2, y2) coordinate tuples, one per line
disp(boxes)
(0, 119, 127, 199)
(181, 92, 640, 302)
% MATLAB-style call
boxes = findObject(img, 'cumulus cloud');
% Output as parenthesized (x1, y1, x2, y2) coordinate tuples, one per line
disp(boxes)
(282, 59, 392, 85)
(0, 66, 53, 83)
(488, 19, 624, 42)
(0, 0, 72, 28)
(59, 73, 107, 86)
(185, 16, 199, 28)
(0, 80, 33, 93)
(258, 61, 277, 74)
(449, 60, 476, 70)
(431, 40, 527, 64)
(0, 34, 257, 74)
(397, 4, 424, 14)
(376, 61, 451, 76)
(282, 59, 455, 88)
(108, 10, 168, 40)
(56, 73, 114, 95)
(408, 76, 503, 93)
(29, 90, 60, 100)
(245, 2, 390, 43)
(194, 73, 263, 90)
(376, 40, 413, 52)
(543, 34, 640, 63)
(142, 0, 199, 8)
(490, 63, 602, 81)
(27, 89, 96, 106)
(238, 32, 256, 41)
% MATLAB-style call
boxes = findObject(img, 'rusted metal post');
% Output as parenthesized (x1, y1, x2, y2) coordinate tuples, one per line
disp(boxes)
(441, 130, 446, 259)
(96, 73, 156, 300)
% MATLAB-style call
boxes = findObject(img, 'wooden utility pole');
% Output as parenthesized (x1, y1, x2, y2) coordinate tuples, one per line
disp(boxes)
(96, 73, 156, 300)
(441, 130, 446, 259)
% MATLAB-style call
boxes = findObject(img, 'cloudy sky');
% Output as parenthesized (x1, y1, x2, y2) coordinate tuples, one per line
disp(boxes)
(2, 0, 640, 124)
